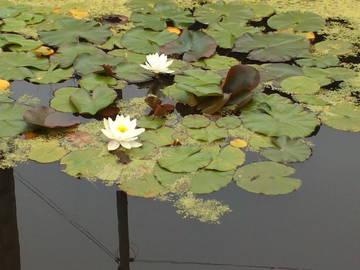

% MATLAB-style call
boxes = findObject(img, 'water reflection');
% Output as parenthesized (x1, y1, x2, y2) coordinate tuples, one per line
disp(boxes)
(0, 169, 21, 270)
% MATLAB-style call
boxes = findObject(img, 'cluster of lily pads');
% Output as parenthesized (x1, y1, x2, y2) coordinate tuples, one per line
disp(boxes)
(0, 0, 359, 221)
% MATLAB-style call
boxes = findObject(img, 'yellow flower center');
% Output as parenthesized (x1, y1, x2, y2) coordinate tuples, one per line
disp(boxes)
(117, 125, 128, 133)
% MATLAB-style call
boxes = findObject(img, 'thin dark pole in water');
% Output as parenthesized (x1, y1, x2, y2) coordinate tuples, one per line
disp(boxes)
(0, 169, 21, 270)
(117, 190, 130, 270)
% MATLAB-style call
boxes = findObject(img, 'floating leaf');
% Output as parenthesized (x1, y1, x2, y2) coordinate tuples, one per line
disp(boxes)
(0, 7, 21, 19)
(33, 46, 55, 56)
(215, 116, 241, 129)
(50, 87, 78, 113)
(0, 18, 26, 32)
(230, 138, 248, 148)
(108, 49, 146, 63)
(259, 63, 304, 87)
(114, 62, 153, 83)
(192, 54, 239, 71)
(74, 53, 124, 75)
(140, 126, 175, 146)
(137, 116, 165, 130)
(0, 52, 49, 80)
(206, 145, 245, 171)
(194, 1, 253, 24)
(0, 33, 42, 51)
(78, 73, 117, 90)
(161, 84, 197, 105)
(233, 33, 310, 62)
(280, 76, 320, 95)
(174, 69, 222, 97)
(68, 9, 89, 19)
(70, 87, 117, 115)
(295, 55, 339, 68)
(30, 67, 74, 84)
(235, 161, 302, 195)
(51, 44, 106, 68)
(29, 140, 68, 163)
(190, 170, 234, 194)
(158, 146, 212, 173)
(260, 136, 311, 163)
(182, 114, 210, 128)
(128, 142, 158, 160)
(320, 103, 360, 132)
(23, 106, 80, 128)
(161, 30, 217, 62)
(131, 2, 194, 31)
(121, 27, 178, 54)
(187, 123, 227, 143)
(314, 40, 353, 55)
(267, 11, 325, 31)
(39, 17, 112, 46)
(0, 103, 30, 137)
(293, 95, 329, 106)
(241, 97, 320, 138)
(205, 22, 260, 48)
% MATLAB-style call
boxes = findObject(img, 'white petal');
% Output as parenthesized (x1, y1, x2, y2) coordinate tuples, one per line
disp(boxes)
(103, 118, 110, 130)
(108, 140, 120, 151)
(101, 128, 115, 140)
(120, 140, 142, 149)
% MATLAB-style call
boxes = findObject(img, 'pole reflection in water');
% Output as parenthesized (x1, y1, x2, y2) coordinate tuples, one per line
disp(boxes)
(117, 190, 130, 270)
(0, 169, 21, 270)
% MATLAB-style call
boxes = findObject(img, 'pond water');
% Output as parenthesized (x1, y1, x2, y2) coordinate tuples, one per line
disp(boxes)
(1, 81, 359, 270)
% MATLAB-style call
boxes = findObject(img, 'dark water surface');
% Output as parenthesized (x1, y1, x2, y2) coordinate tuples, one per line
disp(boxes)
(1, 82, 359, 270)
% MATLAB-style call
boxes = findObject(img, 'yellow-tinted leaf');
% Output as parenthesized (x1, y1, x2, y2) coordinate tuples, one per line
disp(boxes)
(69, 9, 89, 19)
(230, 138, 248, 148)
(33, 46, 55, 56)
(0, 79, 10, 91)
(166, 26, 181, 35)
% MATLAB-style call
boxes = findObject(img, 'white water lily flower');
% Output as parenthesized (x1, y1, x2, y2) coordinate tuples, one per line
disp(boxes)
(140, 52, 174, 74)
(101, 115, 145, 151)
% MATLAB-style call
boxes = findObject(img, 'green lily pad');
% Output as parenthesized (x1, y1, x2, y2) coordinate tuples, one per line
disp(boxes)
(51, 44, 106, 68)
(187, 122, 228, 143)
(114, 62, 153, 83)
(259, 63, 304, 87)
(29, 140, 69, 163)
(108, 49, 146, 63)
(205, 22, 260, 49)
(50, 87, 78, 113)
(140, 126, 175, 146)
(39, 17, 112, 46)
(74, 53, 124, 75)
(128, 142, 158, 160)
(295, 54, 339, 68)
(303, 67, 357, 86)
(0, 18, 26, 32)
(280, 76, 321, 95)
(160, 29, 217, 62)
(314, 40, 353, 55)
(70, 87, 117, 115)
(0, 103, 30, 137)
(260, 136, 312, 163)
(241, 98, 320, 138)
(267, 11, 325, 31)
(182, 114, 210, 128)
(131, 2, 194, 31)
(192, 54, 239, 71)
(16, 12, 45, 25)
(0, 33, 42, 51)
(161, 84, 198, 105)
(158, 145, 212, 173)
(190, 170, 234, 194)
(61, 148, 115, 179)
(206, 145, 245, 171)
(0, 52, 49, 80)
(194, 1, 253, 24)
(235, 161, 301, 195)
(174, 69, 222, 97)
(320, 103, 360, 132)
(0, 7, 21, 18)
(233, 33, 310, 62)
(216, 116, 242, 129)
(78, 73, 117, 90)
(30, 67, 74, 84)
(137, 116, 165, 129)
(121, 27, 178, 54)
(293, 95, 329, 106)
